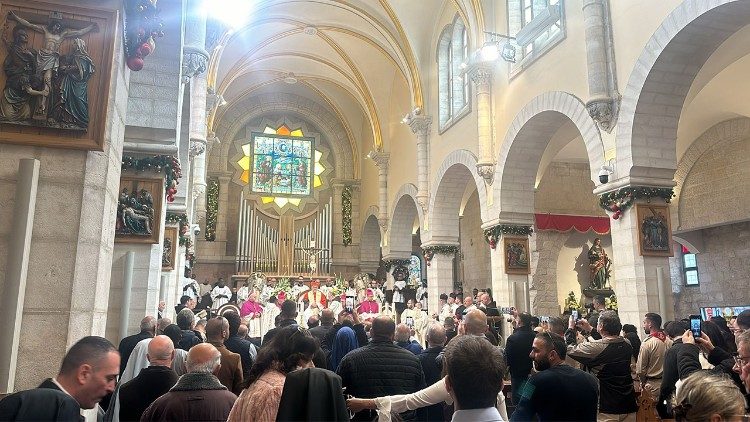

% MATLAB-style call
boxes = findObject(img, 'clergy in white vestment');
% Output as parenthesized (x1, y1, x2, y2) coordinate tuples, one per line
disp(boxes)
(210, 279, 232, 311)
(413, 302, 429, 346)
(181, 278, 200, 301)
(236, 281, 250, 306)
(259, 298, 281, 341)
(400, 299, 419, 331)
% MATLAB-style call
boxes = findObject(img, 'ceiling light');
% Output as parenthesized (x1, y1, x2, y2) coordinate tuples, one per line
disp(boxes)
(283, 73, 298, 84)
(479, 41, 499, 62)
(204, 0, 254, 29)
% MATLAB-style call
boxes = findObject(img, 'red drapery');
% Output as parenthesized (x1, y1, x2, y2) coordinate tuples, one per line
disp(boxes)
(535, 213, 610, 235)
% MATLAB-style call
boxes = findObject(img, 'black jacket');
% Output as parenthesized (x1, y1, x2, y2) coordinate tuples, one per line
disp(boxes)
(276, 368, 349, 421)
(657, 338, 687, 417)
(118, 365, 178, 422)
(224, 334, 254, 379)
(117, 331, 153, 373)
(418, 346, 445, 422)
(178, 329, 202, 351)
(505, 326, 536, 379)
(323, 322, 368, 351)
(262, 318, 297, 345)
(0, 384, 82, 422)
(337, 339, 426, 421)
(309, 324, 334, 349)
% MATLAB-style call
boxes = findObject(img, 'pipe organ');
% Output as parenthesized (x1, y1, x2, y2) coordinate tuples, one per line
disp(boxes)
(235, 191, 332, 275)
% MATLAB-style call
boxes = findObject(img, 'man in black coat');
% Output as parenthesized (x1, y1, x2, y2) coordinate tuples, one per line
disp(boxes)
(223, 311, 255, 380)
(505, 312, 536, 405)
(262, 300, 299, 345)
(418, 322, 447, 422)
(118, 335, 179, 421)
(0, 336, 119, 421)
(310, 308, 336, 350)
(337, 316, 426, 421)
(117, 316, 156, 373)
(176, 308, 202, 350)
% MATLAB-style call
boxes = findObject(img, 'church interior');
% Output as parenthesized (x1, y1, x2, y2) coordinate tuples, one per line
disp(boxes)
(0, 0, 749, 396)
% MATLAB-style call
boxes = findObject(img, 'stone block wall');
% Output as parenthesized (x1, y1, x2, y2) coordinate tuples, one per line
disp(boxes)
(535, 162, 605, 216)
(458, 191, 491, 294)
(670, 221, 750, 318)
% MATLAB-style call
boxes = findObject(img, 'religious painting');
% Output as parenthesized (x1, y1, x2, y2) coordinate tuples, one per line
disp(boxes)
(503, 237, 530, 275)
(116, 177, 163, 244)
(636, 204, 674, 257)
(0, 2, 118, 150)
(250, 132, 314, 197)
(162, 226, 177, 270)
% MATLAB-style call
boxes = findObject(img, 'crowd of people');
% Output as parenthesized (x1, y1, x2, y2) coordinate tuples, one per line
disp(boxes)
(1, 278, 749, 422)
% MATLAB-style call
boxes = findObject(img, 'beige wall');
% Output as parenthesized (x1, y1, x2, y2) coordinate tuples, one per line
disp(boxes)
(458, 191, 491, 293)
(535, 162, 605, 216)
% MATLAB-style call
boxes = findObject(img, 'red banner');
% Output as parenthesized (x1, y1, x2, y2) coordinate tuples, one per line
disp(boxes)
(535, 213, 610, 235)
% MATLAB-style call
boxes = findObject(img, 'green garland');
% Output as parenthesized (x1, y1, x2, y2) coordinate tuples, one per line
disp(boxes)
(483, 225, 533, 249)
(599, 186, 674, 220)
(165, 212, 191, 248)
(422, 245, 459, 266)
(121, 155, 182, 202)
(342, 185, 352, 246)
(205, 179, 219, 241)
(383, 259, 411, 270)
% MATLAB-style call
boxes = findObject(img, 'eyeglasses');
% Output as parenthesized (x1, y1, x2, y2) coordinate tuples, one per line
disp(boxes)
(733, 353, 750, 368)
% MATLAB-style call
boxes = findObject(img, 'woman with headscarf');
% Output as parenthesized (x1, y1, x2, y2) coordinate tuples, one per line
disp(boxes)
(328, 326, 358, 371)
(227, 325, 319, 422)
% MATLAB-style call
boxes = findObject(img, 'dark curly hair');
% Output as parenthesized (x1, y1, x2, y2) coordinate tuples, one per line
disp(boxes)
(244, 325, 318, 387)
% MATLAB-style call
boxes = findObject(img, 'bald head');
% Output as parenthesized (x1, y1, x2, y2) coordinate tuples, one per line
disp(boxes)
(395, 323, 411, 342)
(372, 316, 395, 341)
(147, 335, 175, 366)
(206, 317, 229, 342)
(426, 323, 447, 347)
(186, 343, 222, 374)
(464, 309, 488, 336)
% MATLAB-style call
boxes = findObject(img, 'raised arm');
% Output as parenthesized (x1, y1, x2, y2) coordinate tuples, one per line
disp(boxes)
(8, 11, 44, 33)
(63, 22, 99, 38)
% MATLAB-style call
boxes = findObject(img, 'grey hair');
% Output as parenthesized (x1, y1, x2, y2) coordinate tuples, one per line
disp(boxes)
(672, 371, 745, 421)
(140, 316, 157, 332)
(736, 329, 750, 348)
(395, 324, 411, 343)
(186, 353, 221, 374)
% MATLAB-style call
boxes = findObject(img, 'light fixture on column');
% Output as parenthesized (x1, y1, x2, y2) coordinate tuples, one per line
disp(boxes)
(481, 31, 518, 64)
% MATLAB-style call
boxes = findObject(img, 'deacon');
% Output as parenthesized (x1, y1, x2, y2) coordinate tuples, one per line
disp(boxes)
(400, 300, 419, 331)
(210, 279, 232, 313)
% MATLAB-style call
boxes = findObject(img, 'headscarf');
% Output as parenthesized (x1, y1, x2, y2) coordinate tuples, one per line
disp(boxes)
(328, 326, 358, 371)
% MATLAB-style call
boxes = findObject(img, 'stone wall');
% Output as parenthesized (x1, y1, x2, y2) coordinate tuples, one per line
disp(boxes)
(458, 191, 491, 294)
(535, 162, 605, 216)
(670, 222, 750, 318)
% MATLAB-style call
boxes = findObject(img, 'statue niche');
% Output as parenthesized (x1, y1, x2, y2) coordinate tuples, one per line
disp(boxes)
(1, 10, 97, 129)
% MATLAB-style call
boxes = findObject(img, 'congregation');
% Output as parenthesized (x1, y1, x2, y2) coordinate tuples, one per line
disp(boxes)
(1, 282, 749, 422)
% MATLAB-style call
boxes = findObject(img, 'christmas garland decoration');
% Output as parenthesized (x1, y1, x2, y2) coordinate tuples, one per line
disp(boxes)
(205, 179, 219, 241)
(483, 225, 534, 249)
(422, 245, 459, 266)
(165, 212, 191, 248)
(599, 187, 674, 220)
(383, 259, 411, 271)
(123, 0, 164, 71)
(342, 185, 352, 246)
(122, 155, 182, 202)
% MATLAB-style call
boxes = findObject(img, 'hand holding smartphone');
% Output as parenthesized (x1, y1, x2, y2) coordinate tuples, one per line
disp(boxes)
(571, 310, 579, 321)
(345, 296, 355, 312)
(689, 314, 702, 338)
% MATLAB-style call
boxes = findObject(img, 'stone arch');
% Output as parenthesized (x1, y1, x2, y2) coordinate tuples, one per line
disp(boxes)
(427, 150, 489, 243)
(615, 0, 750, 183)
(672, 117, 750, 230)
(211, 92, 356, 179)
(494, 91, 604, 215)
(360, 206, 382, 273)
(387, 183, 423, 257)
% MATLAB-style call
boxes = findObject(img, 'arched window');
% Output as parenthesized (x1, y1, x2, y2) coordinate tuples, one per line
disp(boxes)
(408, 254, 422, 286)
(437, 15, 471, 131)
(507, 0, 565, 73)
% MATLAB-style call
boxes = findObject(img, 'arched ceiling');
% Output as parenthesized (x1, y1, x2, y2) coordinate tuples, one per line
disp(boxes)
(207, 0, 483, 157)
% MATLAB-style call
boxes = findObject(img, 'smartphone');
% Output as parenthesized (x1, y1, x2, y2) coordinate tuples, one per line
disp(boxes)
(572, 310, 579, 321)
(689, 314, 702, 338)
(405, 316, 414, 328)
(345, 296, 355, 312)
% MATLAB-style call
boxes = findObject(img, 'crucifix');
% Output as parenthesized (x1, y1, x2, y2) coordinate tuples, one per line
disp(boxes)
(295, 236, 328, 276)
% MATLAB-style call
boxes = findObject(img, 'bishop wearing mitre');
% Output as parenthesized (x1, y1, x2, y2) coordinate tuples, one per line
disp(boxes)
(298, 280, 327, 308)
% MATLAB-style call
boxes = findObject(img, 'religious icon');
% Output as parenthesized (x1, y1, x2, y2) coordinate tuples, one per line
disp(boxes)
(503, 237, 530, 275)
(162, 226, 178, 270)
(636, 204, 674, 257)
(588, 238, 612, 289)
(116, 177, 163, 244)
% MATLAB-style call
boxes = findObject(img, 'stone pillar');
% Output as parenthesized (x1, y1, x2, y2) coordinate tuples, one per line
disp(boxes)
(368, 151, 390, 231)
(424, 247, 456, 316)
(0, 159, 39, 394)
(406, 114, 432, 213)
(608, 198, 674, 327)
(468, 63, 495, 184)
(331, 179, 361, 276)
(582, 0, 619, 132)
(215, 175, 231, 242)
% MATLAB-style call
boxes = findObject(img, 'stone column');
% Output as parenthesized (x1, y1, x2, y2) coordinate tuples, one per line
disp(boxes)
(423, 247, 456, 316)
(582, 0, 619, 132)
(215, 175, 231, 242)
(608, 198, 674, 327)
(331, 179, 361, 276)
(406, 114, 432, 213)
(468, 63, 495, 184)
(368, 151, 390, 231)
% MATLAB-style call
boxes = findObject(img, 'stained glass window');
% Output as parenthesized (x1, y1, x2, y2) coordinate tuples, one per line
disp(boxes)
(409, 255, 422, 286)
(236, 124, 326, 209)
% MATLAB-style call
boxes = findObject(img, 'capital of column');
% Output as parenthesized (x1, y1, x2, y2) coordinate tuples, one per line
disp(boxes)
(476, 162, 496, 185)
(189, 137, 207, 158)
(586, 96, 619, 133)
(367, 150, 390, 172)
(406, 114, 432, 138)
(467, 62, 493, 88)
(182, 46, 209, 84)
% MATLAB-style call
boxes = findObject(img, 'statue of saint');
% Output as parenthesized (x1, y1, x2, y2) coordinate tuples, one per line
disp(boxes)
(588, 238, 611, 289)
(7, 11, 98, 118)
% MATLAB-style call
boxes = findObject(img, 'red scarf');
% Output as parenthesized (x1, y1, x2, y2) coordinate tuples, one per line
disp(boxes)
(650, 330, 667, 342)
